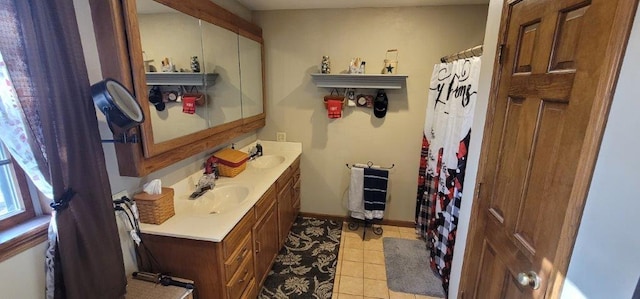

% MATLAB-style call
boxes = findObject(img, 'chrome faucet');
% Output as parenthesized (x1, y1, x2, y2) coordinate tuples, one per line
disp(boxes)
(190, 156, 219, 199)
(190, 174, 216, 199)
(248, 142, 263, 160)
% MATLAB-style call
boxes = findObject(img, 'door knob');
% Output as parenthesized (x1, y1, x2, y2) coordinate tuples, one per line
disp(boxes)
(517, 271, 541, 290)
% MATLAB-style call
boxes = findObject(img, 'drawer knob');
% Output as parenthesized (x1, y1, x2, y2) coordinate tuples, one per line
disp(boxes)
(238, 269, 249, 283)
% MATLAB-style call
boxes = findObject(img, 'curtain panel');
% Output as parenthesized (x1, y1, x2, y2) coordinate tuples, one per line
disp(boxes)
(416, 57, 481, 294)
(0, 0, 127, 298)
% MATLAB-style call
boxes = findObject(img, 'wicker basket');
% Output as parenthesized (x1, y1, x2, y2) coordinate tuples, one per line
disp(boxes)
(213, 148, 248, 177)
(133, 187, 175, 224)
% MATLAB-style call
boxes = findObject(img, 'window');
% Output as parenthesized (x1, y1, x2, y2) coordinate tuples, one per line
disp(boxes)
(0, 142, 36, 231)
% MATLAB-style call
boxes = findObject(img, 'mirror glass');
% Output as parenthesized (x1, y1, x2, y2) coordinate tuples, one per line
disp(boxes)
(201, 21, 242, 127)
(137, 0, 208, 143)
(239, 35, 264, 119)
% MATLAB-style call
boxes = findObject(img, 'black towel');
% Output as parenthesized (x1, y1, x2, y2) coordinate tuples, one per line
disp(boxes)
(363, 168, 389, 211)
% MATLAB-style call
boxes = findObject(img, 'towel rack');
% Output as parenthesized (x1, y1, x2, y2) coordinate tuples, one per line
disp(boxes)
(345, 161, 395, 170)
(346, 160, 394, 239)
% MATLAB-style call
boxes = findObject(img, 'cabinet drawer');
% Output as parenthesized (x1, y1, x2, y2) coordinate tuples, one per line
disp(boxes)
(254, 184, 276, 220)
(291, 156, 300, 173)
(224, 234, 252, 282)
(292, 167, 300, 186)
(226, 252, 254, 299)
(223, 210, 254, 260)
(276, 168, 292, 192)
(240, 278, 256, 299)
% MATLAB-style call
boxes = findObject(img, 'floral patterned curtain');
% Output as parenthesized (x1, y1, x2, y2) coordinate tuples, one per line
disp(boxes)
(0, 51, 52, 197)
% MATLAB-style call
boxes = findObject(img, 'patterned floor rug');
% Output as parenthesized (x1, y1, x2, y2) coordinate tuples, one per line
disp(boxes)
(259, 216, 342, 299)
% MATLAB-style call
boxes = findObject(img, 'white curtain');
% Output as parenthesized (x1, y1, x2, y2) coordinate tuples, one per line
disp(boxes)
(0, 50, 52, 198)
(416, 57, 481, 292)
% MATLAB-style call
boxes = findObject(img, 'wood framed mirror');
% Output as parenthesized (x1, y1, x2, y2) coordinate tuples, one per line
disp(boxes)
(88, 0, 265, 176)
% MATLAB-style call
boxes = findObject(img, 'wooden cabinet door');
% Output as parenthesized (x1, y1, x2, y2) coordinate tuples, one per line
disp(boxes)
(462, 0, 637, 298)
(253, 202, 279, 287)
(292, 175, 301, 217)
(277, 179, 293, 247)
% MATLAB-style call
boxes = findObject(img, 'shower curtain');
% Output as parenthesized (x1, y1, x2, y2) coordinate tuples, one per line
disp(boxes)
(416, 57, 481, 293)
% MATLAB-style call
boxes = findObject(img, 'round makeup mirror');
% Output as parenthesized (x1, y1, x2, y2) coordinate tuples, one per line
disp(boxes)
(91, 79, 144, 143)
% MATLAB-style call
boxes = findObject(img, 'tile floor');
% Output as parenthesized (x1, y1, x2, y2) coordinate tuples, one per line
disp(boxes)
(331, 223, 442, 299)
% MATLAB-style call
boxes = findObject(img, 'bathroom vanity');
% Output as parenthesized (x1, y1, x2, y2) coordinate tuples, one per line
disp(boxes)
(138, 142, 302, 298)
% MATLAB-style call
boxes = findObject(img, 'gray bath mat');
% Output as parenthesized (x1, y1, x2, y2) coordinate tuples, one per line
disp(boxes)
(383, 237, 445, 297)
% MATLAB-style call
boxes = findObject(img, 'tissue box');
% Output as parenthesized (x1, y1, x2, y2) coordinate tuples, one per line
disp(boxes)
(213, 148, 249, 177)
(134, 187, 175, 224)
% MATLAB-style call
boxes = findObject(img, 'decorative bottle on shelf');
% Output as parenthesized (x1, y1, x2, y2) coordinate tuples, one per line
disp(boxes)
(321, 56, 331, 74)
(190, 56, 200, 73)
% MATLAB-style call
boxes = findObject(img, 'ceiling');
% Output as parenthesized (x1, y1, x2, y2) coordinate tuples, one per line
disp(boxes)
(235, 0, 489, 11)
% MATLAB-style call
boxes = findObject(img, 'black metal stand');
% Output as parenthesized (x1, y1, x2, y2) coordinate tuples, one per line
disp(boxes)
(345, 161, 394, 240)
(347, 217, 383, 240)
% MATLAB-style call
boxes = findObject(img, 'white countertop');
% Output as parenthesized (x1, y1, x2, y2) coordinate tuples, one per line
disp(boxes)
(139, 141, 302, 242)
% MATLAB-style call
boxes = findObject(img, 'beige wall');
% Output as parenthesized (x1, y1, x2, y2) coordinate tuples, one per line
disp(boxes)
(254, 6, 488, 222)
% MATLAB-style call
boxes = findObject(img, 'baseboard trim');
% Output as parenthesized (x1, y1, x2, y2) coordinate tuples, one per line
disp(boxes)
(299, 212, 415, 228)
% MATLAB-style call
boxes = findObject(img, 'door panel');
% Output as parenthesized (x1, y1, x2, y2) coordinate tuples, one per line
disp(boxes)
(549, 4, 591, 71)
(475, 241, 508, 298)
(514, 101, 568, 256)
(514, 22, 540, 73)
(463, 0, 636, 297)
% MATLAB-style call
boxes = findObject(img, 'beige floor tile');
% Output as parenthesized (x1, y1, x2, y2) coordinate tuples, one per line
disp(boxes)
(382, 230, 403, 238)
(344, 248, 364, 262)
(344, 236, 365, 249)
(339, 276, 364, 296)
(337, 259, 342, 275)
(333, 293, 340, 299)
(399, 232, 421, 240)
(414, 295, 443, 299)
(363, 263, 387, 280)
(343, 226, 365, 238)
(363, 238, 384, 251)
(388, 290, 416, 299)
(381, 225, 400, 233)
(397, 226, 416, 234)
(342, 261, 364, 278)
(333, 275, 341, 293)
(364, 233, 384, 242)
(364, 250, 386, 265)
(363, 278, 389, 299)
(338, 294, 364, 299)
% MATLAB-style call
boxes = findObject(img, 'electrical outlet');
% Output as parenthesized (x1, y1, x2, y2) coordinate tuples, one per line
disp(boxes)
(112, 190, 129, 201)
(276, 132, 287, 142)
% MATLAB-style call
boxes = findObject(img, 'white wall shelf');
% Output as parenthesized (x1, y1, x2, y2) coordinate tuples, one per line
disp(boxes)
(310, 73, 408, 89)
(146, 72, 218, 86)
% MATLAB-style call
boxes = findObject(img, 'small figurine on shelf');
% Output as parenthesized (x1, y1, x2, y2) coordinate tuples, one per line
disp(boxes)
(349, 57, 366, 74)
(321, 56, 331, 74)
(161, 57, 175, 72)
(190, 56, 200, 73)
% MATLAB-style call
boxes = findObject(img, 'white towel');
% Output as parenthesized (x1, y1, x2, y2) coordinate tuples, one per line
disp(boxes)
(348, 167, 365, 220)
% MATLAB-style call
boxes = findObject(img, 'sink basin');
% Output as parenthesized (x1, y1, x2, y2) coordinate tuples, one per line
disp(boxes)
(249, 155, 285, 169)
(176, 184, 250, 215)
